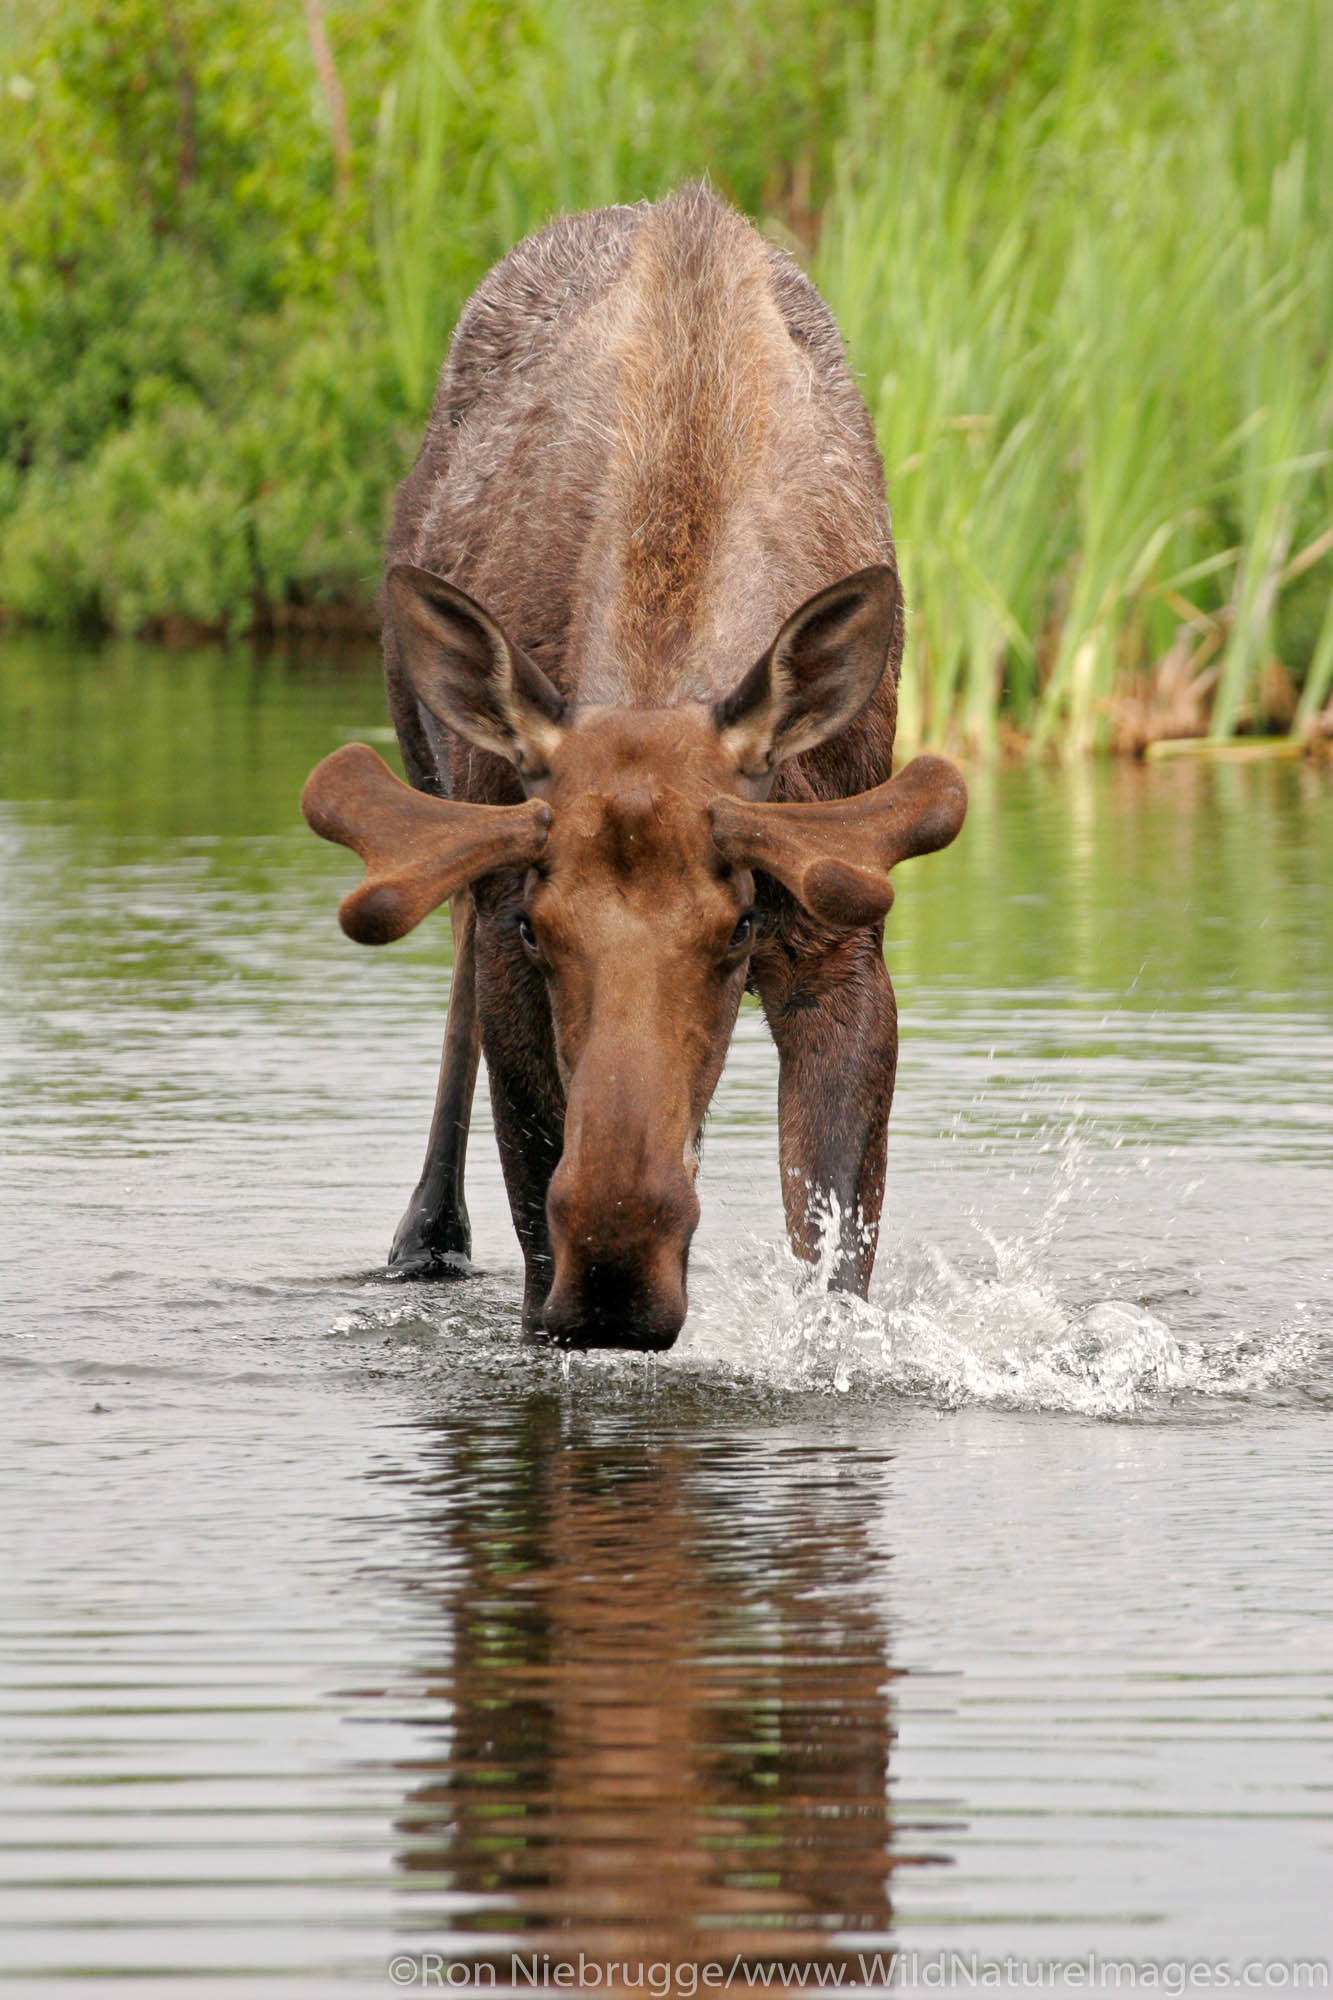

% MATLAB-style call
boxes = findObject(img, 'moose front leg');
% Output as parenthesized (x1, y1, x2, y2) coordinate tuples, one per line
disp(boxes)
(752, 926, 898, 1295)
(473, 909, 568, 1337)
(388, 893, 480, 1277)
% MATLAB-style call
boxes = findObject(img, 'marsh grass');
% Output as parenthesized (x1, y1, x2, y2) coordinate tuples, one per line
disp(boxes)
(365, 0, 1333, 752)
(816, 0, 1333, 753)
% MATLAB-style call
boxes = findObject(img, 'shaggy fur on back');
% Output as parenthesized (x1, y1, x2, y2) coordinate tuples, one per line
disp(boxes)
(385, 184, 901, 807)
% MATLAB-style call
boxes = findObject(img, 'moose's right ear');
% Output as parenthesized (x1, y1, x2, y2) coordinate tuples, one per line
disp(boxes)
(386, 564, 568, 781)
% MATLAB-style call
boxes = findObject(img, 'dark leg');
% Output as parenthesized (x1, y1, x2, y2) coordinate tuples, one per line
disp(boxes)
(472, 914, 567, 1337)
(751, 926, 898, 1294)
(388, 893, 481, 1277)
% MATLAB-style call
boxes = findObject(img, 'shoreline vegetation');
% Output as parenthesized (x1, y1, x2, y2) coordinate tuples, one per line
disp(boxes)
(2, 0, 1331, 757)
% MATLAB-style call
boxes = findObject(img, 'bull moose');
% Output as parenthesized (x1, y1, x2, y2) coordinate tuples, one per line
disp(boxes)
(302, 185, 965, 1351)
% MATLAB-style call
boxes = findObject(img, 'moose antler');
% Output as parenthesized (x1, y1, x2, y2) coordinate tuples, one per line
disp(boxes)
(708, 753, 967, 926)
(301, 742, 551, 944)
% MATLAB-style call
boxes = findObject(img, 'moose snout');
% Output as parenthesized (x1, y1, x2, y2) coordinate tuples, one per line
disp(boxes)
(542, 1163, 700, 1351)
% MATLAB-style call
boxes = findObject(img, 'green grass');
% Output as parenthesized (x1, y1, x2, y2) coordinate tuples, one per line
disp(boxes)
(819, 0, 1333, 753)
(1, 0, 1330, 753)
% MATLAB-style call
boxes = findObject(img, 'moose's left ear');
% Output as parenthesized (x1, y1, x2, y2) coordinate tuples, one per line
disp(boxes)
(713, 564, 902, 781)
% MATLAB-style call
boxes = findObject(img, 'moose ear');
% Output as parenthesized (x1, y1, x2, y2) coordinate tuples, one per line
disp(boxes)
(386, 564, 567, 780)
(713, 565, 902, 780)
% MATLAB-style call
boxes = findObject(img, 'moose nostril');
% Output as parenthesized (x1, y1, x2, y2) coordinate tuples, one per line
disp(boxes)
(541, 1268, 686, 1353)
(540, 1288, 684, 1352)
(543, 1155, 698, 1349)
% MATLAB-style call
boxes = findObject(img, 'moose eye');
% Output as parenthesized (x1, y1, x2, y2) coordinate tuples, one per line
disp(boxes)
(728, 911, 755, 955)
(516, 912, 540, 957)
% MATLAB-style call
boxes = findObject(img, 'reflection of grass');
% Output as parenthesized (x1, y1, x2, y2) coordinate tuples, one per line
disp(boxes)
(0, 634, 463, 1010)
(888, 756, 1333, 1009)
(5, 631, 1329, 1015)
(0, 634, 386, 840)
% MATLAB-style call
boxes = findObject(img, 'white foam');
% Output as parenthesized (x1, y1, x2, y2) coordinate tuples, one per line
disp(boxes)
(683, 1227, 1321, 1413)
(675, 1154, 1319, 1416)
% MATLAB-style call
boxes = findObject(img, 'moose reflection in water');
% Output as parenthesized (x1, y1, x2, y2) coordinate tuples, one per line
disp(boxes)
(370, 1399, 951, 1978)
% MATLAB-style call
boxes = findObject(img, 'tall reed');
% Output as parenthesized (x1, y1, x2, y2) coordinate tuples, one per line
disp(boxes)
(815, 0, 1333, 751)
(360, 0, 1333, 751)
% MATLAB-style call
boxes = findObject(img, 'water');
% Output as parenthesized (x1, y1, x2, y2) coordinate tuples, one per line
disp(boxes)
(1, 635, 1331, 1994)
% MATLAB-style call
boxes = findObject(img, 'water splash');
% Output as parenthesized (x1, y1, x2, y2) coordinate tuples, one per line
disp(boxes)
(678, 1231, 1318, 1416)
(674, 1138, 1321, 1416)
(325, 1138, 1322, 1418)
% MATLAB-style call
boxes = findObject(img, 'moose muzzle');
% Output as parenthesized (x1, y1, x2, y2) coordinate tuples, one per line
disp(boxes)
(541, 1129, 701, 1352)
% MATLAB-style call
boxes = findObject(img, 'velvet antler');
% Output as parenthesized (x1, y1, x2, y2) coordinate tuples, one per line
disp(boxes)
(301, 742, 551, 944)
(708, 753, 967, 927)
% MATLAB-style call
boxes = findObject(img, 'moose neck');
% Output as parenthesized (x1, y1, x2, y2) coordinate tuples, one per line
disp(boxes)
(394, 187, 897, 790)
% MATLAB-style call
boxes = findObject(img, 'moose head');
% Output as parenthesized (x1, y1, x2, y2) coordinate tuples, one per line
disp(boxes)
(302, 562, 966, 1350)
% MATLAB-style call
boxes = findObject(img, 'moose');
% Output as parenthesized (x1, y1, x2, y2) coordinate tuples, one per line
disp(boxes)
(302, 185, 965, 1351)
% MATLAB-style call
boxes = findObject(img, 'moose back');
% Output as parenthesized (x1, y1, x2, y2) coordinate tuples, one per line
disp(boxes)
(302, 185, 966, 1351)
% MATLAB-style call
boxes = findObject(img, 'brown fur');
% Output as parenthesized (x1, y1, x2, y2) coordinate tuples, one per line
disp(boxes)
(386, 185, 898, 784)
(361, 187, 948, 1349)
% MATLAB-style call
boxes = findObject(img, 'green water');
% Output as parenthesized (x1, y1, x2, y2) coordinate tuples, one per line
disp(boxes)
(1, 634, 1330, 1992)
